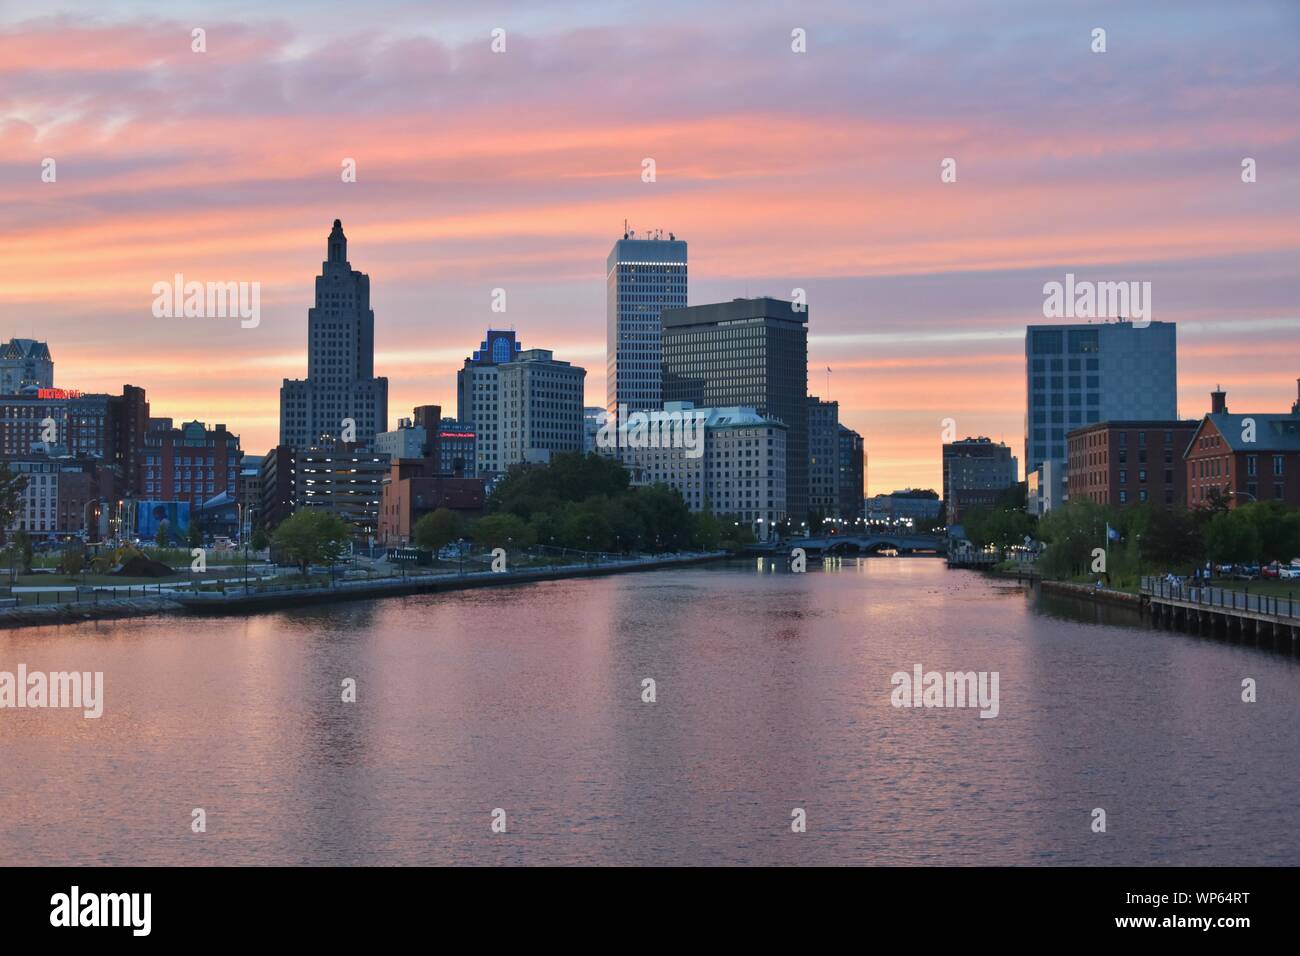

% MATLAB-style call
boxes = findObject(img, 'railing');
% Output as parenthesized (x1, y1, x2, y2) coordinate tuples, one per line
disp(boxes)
(1141, 575, 1300, 620)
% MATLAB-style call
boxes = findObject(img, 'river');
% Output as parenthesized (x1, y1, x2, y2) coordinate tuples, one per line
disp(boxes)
(2, 557, 1296, 865)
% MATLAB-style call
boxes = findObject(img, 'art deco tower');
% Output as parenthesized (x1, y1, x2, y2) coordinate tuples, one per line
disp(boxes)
(279, 220, 389, 449)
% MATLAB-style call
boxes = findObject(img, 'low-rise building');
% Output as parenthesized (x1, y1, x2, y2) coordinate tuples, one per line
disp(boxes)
(377, 458, 486, 547)
(1067, 419, 1198, 508)
(1185, 384, 1300, 509)
(943, 437, 1018, 522)
(866, 490, 941, 524)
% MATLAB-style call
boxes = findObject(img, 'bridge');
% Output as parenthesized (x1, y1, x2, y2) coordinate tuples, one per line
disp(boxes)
(776, 533, 947, 555)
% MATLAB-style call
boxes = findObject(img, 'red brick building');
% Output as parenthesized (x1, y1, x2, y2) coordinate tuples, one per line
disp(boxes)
(1067, 420, 1198, 508)
(378, 458, 486, 547)
(141, 420, 243, 509)
(1185, 384, 1300, 509)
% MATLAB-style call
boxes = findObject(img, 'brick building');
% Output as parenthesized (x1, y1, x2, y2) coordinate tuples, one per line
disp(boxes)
(1067, 420, 1198, 508)
(1185, 385, 1300, 509)
(377, 458, 486, 547)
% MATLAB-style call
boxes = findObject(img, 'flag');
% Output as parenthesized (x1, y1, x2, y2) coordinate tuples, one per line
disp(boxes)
(1106, 524, 1119, 542)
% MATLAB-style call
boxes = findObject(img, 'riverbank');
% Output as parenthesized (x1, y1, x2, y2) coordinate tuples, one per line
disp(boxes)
(0, 551, 728, 629)
(1037, 578, 1142, 609)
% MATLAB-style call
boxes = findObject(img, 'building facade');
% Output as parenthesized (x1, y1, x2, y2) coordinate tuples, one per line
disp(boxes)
(294, 445, 390, 539)
(258, 445, 297, 530)
(865, 490, 942, 524)
(661, 297, 809, 524)
(457, 329, 522, 476)
(141, 419, 243, 509)
(499, 349, 586, 468)
(808, 397, 839, 519)
(619, 402, 787, 533)
(377, 458, 486, 547)
(1024, 319, 1177, 510)
(606, 230, 687, 417)
(1185, 385, 1300, 509)
(942, 437, 1018, 522)
(837, 425, 865, 522)
(0, 339, 53, 393)
(435, 419, 476, 477)
(280, 219, 389, 451)
(1067, 420, 1198, 508)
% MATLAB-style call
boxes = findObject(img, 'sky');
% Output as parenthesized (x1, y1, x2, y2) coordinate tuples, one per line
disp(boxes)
(1, 0, 1298, 494)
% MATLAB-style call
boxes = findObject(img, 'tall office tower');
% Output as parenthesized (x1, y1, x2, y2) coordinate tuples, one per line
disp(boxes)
(499, 349, 587, 468)
(280, 219, 389, 450)
(0, 338, 54, 393)
(606, 229, 687, 417)
(661, 297, 809, 524)
(808, 396, 840, 519)
(456, 329, 522, 476)
(1024, 319, 1176, 511)
(837, 424, 865, 522)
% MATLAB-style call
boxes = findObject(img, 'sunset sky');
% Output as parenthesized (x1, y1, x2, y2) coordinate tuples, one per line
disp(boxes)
(1, 0, 1297, 494)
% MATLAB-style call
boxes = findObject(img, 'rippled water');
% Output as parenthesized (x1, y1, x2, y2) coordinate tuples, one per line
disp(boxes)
(2, 558, 1297, 865)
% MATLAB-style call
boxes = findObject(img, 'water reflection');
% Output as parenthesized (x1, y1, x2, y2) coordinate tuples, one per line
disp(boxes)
(2, 558, 1297, 865)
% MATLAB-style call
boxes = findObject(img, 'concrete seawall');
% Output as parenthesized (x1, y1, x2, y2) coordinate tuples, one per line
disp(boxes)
(0, 553, 729, 629)
(1038, 579, 1142, 608)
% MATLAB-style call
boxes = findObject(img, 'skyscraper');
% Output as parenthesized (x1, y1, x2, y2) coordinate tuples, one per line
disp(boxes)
(279, 220, 389, 450)
(661, 297, 809, 524)
(457, 329, 522, 476)
(606, 229, 687, 417)
(1024, 319, 1176, 510)
(808, 396, 839, 519)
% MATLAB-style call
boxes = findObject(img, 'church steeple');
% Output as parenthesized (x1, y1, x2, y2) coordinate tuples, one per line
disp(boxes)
(327, 218, 347, 264)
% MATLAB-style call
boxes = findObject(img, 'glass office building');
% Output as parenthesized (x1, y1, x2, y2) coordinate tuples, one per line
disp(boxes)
(1024, 319, 1177, 508)
(661, 297, 809, 524)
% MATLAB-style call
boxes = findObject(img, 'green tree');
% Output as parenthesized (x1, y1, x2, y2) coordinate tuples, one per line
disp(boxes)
(1204, 510, 1261, 564)
(690, 509, 724, 551)
(1139, 506, 1203, 568)
(0, 463, 28, 546)
(11, 530, 33, 574)
(0, 462, 28, 544)
(1036, 500, 1109, 580)
(186, 520, 203, 549)
(272, 509, 352, 577)
(251, 526, 269, 551)
(470, 512, 535, 550)
(413, 508, 463, 554)
(60, 546, 85, 577)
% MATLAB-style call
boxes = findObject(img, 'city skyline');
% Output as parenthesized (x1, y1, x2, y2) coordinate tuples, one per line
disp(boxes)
(2, 1, 1299, 494)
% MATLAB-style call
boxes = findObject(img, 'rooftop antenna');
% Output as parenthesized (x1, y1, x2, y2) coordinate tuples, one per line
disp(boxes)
(623, 218, 628, 240)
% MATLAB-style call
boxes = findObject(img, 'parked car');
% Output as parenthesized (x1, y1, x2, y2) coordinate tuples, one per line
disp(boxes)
(1262, 562, 1282, 579)
(1233, 564, 1261, 580)
(1280, 565, 1300, 580)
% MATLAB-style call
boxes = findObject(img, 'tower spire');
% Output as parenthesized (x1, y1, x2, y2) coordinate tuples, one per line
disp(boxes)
(328, 218, 347, 264)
